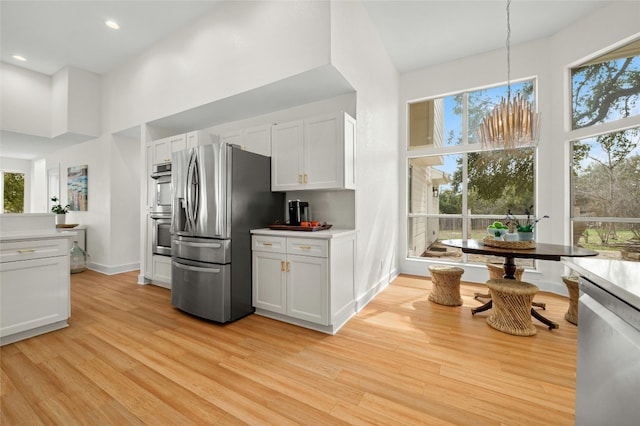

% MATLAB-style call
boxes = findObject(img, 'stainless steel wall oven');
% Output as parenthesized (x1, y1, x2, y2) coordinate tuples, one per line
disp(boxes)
(151, 214, 171, 256)
(151, 163, 172, 214)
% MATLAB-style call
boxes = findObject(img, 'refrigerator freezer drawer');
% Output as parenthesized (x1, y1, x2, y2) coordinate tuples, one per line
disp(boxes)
(171, 259, 231, 322)
(172, 236, 231, 264)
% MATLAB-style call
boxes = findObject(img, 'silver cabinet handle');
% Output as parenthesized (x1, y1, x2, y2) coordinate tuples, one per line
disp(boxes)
(172, 261, 220, 273)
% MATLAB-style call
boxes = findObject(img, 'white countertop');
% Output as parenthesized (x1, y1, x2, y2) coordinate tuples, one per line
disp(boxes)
(563, 257, 640, 311)
(251, 228, 356, 239)
(1, 230, 77, 241)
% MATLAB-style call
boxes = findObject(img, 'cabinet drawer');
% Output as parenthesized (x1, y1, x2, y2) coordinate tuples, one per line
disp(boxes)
(0, 238, 68, 263)
(252, 235, 286, 253)
(287, 238, 328, 258)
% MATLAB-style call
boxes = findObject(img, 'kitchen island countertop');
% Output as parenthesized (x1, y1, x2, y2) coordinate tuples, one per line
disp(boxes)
(562, 257, 640, 311)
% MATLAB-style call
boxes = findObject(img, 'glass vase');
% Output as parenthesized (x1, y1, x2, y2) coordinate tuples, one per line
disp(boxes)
(70, 241, 90, 274)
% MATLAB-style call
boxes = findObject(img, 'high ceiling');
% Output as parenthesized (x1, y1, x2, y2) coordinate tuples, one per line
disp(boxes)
(0, 0, 615, 159)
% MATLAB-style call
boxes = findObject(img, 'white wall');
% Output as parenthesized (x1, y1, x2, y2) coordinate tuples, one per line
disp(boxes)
(398, 1, 640, 293)
(110, 135, 141, 270)
(44, 134, 141, 273)
(330, 1, 400, 305)
(51, 67, 101, 139)
(0, 63, 51, 137)
(31, 159, 46, 213)
(102, 0, 332, 134)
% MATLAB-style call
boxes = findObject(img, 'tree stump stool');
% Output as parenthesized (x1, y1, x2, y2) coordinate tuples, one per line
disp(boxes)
(428, 265, 464, 306)
(562, 275, 580, 325)
(486, 279, 539, 336)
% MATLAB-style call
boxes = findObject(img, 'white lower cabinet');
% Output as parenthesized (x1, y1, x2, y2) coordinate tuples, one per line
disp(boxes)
(151, 254, 172, 289)
(0, 236, 70, 346)
(251, 230, 355, 334)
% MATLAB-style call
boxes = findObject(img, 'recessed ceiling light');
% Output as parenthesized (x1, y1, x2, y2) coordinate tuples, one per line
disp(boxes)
(12, 54, 27, 62)
(105, 20, 120, 30)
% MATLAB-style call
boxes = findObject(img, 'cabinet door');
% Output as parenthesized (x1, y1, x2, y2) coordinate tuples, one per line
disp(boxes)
(186, 131, 214, 149)
(153, 138, 171, 164)
(186, 131, 200, 149)
(0, 256, 69, 338)
(252, 251, 286, 314)
(168, 134, 187, 154)
(271, 120, 304, 191)
(152, 255, 171, 288)
(304, 112, 341, 190)
(243, 124, 271, 157)
(286, 254, 328, 325)
(221, 131, 242, 147)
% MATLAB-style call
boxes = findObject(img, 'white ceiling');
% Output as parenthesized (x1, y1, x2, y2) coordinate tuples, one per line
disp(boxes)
(0, 0, 615, 159)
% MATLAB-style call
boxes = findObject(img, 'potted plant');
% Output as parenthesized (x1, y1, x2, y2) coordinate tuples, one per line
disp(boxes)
(506, 206, 549, 241)
(51, 196, 70, 225)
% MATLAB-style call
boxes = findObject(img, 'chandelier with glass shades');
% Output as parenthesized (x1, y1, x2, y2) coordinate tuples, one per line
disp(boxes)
(478, 0, 540, 150)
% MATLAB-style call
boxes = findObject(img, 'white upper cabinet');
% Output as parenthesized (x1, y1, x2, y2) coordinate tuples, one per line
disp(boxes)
(152, 134, 186, 164)
(221, 124, 272, 157)
(152, 131, 218, 165)
(242, 124, 272, 157)
(186, 130, 216, 149)
(220, 130, 242, 147)
(271, 120, 304, 191)
(271, 112, 356, 192)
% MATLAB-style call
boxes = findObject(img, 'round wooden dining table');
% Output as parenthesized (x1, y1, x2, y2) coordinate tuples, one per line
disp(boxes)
(441, 239, 598, 329)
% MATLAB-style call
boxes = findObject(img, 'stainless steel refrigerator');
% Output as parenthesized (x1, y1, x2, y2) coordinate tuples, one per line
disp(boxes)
(171, 142, 283, 323)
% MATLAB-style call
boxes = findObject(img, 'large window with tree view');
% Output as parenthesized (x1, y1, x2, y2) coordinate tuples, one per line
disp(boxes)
(407, 80, 537, 266)
(570, 40, 640, 261)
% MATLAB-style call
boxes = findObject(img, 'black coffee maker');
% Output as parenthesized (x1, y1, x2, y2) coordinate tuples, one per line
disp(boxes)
(288, 200, 309, 226)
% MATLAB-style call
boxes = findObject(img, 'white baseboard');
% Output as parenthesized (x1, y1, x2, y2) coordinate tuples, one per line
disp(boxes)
(356, 267, 399, 312)
(88, 262, 140, 276)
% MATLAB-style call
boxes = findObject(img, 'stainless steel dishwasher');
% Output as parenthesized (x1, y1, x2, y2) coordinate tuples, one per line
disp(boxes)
(576, 276, 640, 426)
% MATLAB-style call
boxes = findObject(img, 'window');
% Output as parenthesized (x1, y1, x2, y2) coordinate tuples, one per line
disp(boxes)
(571, 129, 640, 260)
(407, 80, 538, 266)
(2, 172, 25, 213)
(570, 40, 640, 261)
(571, 39, 640, 129)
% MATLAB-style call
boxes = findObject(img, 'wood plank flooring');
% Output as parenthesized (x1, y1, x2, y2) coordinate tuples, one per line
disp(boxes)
(1, 270, 578, 425)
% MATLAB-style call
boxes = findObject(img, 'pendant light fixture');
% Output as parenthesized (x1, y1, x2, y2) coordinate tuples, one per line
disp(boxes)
(478, 0, 540, 150)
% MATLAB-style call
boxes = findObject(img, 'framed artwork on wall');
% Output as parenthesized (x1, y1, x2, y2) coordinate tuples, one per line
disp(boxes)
(67, 165, 88, 211)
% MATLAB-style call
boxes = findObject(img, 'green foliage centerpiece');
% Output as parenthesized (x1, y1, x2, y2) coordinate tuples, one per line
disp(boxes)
(506, 206, 549, 241)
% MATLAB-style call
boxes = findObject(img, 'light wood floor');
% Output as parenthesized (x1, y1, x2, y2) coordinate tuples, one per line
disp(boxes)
(1, 270, 578, 425)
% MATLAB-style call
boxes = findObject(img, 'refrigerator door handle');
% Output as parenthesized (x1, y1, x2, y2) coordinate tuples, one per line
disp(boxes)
(191, 153, 200, 225)
(186, 151, 198, 232)
(174, 240, 222, 249)
(172, 261, 221, 274)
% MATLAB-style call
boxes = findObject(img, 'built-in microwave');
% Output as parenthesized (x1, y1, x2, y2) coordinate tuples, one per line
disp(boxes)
(151, 163, 171, 214)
